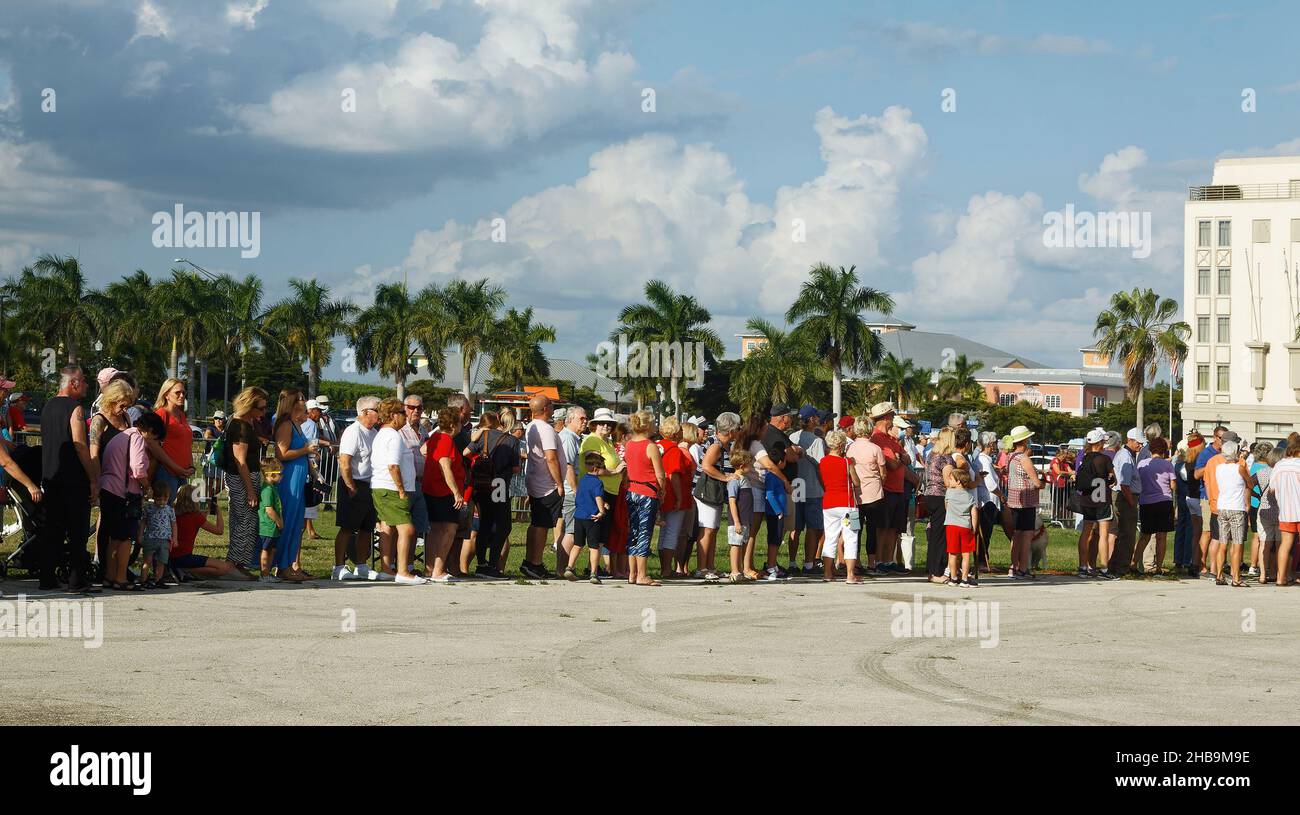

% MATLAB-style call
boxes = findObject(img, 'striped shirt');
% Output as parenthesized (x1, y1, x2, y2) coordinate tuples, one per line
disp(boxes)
(1270, 458, 1300, 523)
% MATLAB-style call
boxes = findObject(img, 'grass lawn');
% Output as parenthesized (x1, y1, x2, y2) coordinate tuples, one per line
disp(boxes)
(2, 498, 1192, 582)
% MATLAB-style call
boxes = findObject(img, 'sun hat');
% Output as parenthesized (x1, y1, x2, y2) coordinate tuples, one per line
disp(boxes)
(837, 415, 855, 430)
(1008, 425, 1034, 444)
(316, 394, 330, 405)
(1085, 428, 1106, 445)
(869, 401, 897, 420)
(893, 415, 912, 429)
(591, 407, 618, 425)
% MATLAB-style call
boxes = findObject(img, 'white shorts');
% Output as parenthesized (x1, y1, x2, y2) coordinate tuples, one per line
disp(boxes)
(822, 506, 858, 561)
(658, 509, 686, 551)
(696, 497, 723, 530)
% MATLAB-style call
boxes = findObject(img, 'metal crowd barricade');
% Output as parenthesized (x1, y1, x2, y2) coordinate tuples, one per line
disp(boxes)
(1039, 479, 1077, 528)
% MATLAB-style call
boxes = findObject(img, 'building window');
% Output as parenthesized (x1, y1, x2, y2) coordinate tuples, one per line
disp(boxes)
(1217, 316, 1230, 344)
(1217, 364, 1230, 392)
(1197, 364, 1210, 391)
(1044, 394, 1061, 409)
(1253, 219, 1271, 243)
(1217, 268, 1231, 295)
(1197, 316, 1210, 342)
(1198, 220, 1211, 247)
(1197, 268, 1210, 295)
(998, 393, 1016, 406)
(1218, 220, 1231, 246)
(1092, 395, 1107, 410)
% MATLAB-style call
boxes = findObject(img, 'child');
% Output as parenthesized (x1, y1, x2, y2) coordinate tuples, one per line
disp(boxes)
(726, 449, 755, 583)
(944, 468, 979, 587)
(567, 452, 608, 584)
(140, 480, 176, 589)
(258, 463, 285, 582)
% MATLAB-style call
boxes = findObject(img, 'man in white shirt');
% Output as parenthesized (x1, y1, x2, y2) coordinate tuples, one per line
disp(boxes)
(789, 405, 826, 576)
(332, 396, 381, 581)
(523, 394, 567, 579)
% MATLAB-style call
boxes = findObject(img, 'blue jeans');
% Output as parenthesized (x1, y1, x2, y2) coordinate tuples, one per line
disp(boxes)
(626, 492, 659, 558)
(1173, 499, 1192, 566)
(157, 469, 183, 504)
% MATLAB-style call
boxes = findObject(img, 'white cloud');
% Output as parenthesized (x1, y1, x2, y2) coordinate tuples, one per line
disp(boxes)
(226, 0, 269, 30)
(129, 0, 171, 44)
(0, 139, 141, 249)
(125, 60, 169, 97)
(232, 0, 711, 154)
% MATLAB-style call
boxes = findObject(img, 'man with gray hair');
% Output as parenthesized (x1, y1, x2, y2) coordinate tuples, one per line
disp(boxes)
(332, 396, 382, 581)
(39, 365, 98, 592)
(1109, 428, 1142, 575)
(1137, 422, 1162, 463)
(1212, 439, 1253, 585)
(557, 406, 588, 571)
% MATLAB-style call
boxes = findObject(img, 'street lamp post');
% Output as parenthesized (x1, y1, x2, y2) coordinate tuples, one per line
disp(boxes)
(175, 258, 231, 412)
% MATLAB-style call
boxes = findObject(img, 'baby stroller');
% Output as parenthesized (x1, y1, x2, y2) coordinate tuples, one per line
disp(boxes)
(0, 445, 46, 580)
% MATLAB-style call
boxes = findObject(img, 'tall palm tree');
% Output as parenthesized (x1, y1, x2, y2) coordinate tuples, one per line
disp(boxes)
(489, 307, 556, 392)
(265, 279, 359, 398)
(728, 318, 819, 416)
(786, 263, 894, 417)
(1093, 287, 1190, 431)
(88, 269, 163, 375)
(937, 353, 985, 400)
(219, 273, 277, 390)
(441, 278, 506, 404)
(613, 279, 724, 418)
(8, 254, 97, 367)
(152, 269, 223, 403)
(351, 283, 449, 399)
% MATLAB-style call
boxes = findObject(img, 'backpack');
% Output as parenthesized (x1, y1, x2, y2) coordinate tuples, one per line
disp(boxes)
(471, 429, 508, 494)
(206, 433, 228, 473)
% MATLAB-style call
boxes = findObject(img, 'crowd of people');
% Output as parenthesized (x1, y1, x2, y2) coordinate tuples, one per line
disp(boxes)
(15, 363, 1300, 592)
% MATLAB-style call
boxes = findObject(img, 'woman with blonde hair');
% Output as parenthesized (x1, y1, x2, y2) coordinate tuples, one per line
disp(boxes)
(90, 378, 137, 567)
(271, 388, 317, 581)
(153, 377, 194, 503)
(225, 386, 270, 574)
(624, 410, 666, 586)
(675, 421, 701, 575)
(922, 427, 956, 582)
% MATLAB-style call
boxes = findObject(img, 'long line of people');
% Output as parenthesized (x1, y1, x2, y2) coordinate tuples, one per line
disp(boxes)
(23, 364, 1300, 591)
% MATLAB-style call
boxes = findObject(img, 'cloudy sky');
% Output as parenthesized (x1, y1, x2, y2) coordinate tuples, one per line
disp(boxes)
(2, 0, 1298, 381)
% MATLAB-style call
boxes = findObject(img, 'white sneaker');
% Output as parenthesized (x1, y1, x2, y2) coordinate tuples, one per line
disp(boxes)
(373, 570, 395, 582)
(331, 565, 353, 581)
(428, 573, 460, 583)
(395, 573, 429, 585)
(258, 574, 281, 583)
(763, 569, 779, 582)
(352, 564, 372, 581)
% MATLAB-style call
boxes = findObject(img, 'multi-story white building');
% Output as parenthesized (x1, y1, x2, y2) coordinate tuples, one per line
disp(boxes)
(1183, 156, 1300, 444)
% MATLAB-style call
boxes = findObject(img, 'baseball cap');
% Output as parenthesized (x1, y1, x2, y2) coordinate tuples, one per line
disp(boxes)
(212, 410, 227, 419)
(96, 367, 120, 389)
(1126, 427, 1144, 443)
(305, 399, 320, 410)
(769, 403, 790, 417)
(798, 404, 819, 421)
(837, 416, 854, 430)
(1085, 429, 1106, 444)
(0, 377, 15, 390)
(553, 407, 568, 421)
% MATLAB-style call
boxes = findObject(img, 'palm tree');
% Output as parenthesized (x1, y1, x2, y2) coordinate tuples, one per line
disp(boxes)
(869, 353, 932, 411)
(1093, 287, 1190, 431)
(441, 278, 506, 404)
(937, 353, 985, 400)
(351, 283, 449, 399)
(88, 270, 160, 368)
(220, 274, 279, 390)
(265, 279, 359, 398)
(8, 254, 97, 367)
(489, 307, 556, 392)
(152, 269, 223, 403)
(613, 280, 724, 418)
(728, 318, 819, 415)
(786, 263, 894, 417)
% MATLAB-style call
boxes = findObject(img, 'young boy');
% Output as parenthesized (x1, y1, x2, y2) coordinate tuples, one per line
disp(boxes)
(944, 468, 979, 587)
(258, 463, 285, 582)
(566, 452, 608, 584)
(140, 480, 176, 589)
(727, 449, 756, 583)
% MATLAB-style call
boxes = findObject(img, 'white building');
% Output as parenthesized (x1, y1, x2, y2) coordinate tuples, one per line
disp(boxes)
(1183, 156, 1300, 444)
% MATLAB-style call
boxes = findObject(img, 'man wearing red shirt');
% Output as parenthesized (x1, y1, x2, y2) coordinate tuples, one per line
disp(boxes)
(869, 402, 912, 570)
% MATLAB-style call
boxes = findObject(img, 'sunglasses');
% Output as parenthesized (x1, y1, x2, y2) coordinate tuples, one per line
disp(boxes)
(404, 405, 421, 410)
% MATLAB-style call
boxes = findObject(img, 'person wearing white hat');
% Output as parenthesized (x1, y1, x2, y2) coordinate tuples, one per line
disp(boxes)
(1004, 425, 1042, 578)
(1075, 428, 1117, 579)
(868, 402, 913, 573)
(1108, 428, 1144, 576)
(300, 399, 330, 543)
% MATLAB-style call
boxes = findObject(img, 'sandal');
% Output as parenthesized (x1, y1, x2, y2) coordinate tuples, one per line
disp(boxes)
(1215, 576, 1228, 586)
(1231, 580, 1250, 588)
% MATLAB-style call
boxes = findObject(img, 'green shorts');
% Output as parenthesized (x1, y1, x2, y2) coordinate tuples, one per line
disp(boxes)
(372, 488, 413, 527)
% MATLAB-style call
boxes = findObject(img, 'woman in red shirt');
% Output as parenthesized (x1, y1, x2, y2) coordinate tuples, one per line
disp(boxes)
(170, 484, 246, 580)
(655, 417, 689, 579)
(421, 407, 465, 583)
(153, 378, 196, 502)
(624, 411, 666, 586)
(819, 430, 863, 583)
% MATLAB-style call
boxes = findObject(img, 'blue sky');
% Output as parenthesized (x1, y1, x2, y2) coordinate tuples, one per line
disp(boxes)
(1, 0, 1298, 384)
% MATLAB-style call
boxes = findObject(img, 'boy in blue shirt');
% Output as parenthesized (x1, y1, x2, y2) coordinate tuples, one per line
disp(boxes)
(565, 452, 608, 584)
